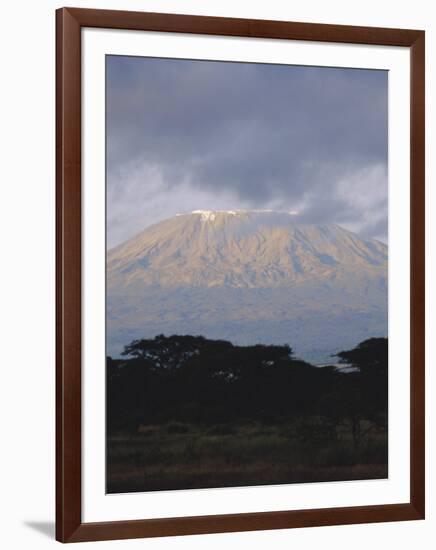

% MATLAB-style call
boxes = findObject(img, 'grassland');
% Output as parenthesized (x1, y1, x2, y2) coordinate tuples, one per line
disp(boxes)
(107, 417, 388, 493)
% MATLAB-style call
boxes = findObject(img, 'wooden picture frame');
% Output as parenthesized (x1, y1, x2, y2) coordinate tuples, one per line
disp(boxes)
(56, 7, 425, 543)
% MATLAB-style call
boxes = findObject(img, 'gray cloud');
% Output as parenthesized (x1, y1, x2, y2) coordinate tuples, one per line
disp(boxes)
(107, 56, 388, 247)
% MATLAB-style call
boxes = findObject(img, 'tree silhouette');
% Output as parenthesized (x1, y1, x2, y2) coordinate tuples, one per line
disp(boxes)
(336, 337, 388, 376)
(122, 334, 232, 370)
(320, 338, 388, 448)
(108, 335, 388, 441)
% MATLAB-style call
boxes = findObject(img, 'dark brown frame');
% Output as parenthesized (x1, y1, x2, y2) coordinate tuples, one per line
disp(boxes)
(56, 7, 425, 543)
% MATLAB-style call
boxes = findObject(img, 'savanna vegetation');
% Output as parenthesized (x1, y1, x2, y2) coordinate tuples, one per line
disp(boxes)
(107, 336, 388, 493)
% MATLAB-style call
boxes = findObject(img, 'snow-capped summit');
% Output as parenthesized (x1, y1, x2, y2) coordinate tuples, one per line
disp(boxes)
(184, 209, 299, 221)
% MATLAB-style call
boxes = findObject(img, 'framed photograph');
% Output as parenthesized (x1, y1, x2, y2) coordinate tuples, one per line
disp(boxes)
(56, 7, 425, 543)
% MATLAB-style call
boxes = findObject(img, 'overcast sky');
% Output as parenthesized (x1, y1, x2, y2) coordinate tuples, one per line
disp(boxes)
(106, 55, 388, 248)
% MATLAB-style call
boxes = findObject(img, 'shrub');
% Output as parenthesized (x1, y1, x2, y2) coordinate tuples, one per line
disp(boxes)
(166, 422, 190, 434)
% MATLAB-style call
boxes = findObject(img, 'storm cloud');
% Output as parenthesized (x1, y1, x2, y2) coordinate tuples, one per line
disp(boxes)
(106, 55, 388, 248)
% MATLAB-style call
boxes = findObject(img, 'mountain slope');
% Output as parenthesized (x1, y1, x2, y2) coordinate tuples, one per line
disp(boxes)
(107, 210, 388, 363)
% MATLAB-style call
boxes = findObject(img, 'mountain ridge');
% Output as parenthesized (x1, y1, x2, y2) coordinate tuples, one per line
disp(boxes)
(108, 210, 387, 289)
(107, 210, 387, 363)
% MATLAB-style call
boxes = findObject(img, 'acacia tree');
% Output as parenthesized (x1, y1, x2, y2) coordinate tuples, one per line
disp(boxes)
(122, 334, 232, 371)
(322, 338, 388, 449)
(109, 335, 388, 439)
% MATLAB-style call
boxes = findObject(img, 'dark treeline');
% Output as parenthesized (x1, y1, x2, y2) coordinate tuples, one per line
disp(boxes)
(107, 335, 387, 449)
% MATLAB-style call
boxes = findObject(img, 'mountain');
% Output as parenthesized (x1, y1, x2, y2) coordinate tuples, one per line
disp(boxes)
(107, 210, 388, 363)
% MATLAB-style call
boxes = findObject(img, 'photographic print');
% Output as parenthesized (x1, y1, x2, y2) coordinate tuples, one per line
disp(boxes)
(105, 55, 388, 494)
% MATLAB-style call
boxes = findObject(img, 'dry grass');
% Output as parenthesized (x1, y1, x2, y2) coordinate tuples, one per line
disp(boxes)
(107, 419, 388, 493)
